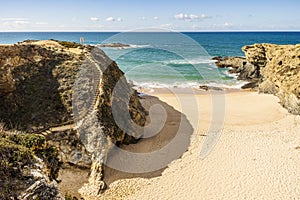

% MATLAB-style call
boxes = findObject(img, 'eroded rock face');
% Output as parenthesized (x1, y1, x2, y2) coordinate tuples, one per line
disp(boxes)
(0, 40, 147, 197)
(243, 44, 268, 69)
(213, 56, 246, 69)
(213, 44, 300, 114)
(0, 132, 63, 199)
(243, 44, 300, 115)
(213, 56, 259, 83)
(0, 43, 74, 129)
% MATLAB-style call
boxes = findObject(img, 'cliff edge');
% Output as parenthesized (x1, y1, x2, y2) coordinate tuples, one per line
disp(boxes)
(214, 43, 300, 115)
(0, 40, 147, 198)
(243, 44, 300, 115)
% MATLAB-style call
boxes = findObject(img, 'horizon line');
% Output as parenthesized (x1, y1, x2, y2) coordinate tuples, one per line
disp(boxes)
(0, 29, 300, 33)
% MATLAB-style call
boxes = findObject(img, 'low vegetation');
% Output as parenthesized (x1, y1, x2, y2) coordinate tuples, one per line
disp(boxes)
(51, 39, 82, 49)
(0, 126, 60, 198)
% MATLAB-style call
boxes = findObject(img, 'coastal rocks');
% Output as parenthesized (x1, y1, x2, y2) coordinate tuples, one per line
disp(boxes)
(78, 161, 106, 197)
(241, 81, 259, 89)
(242, 44, 268, 69)
(199, 85, 223, 91)
(243, 44, 300, 115)
(96, 43, 131, 48)
(213, 56, 246, 70)
(216, 43, 300, 115)
(237, 61, 260, 81)
(257, 79, 278, 94)
(0, 132, 63, 199)
(0, 40, 147, 197)
(46, 129, 92, 168)
(213, 56, 259, 85)
(19, 179, 64, 200)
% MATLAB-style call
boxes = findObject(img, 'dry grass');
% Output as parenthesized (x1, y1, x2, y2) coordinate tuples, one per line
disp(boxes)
(0, 121, 5, 133)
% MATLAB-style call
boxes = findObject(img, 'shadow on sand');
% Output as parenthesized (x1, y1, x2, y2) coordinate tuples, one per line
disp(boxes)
(103, 95, 194, 186)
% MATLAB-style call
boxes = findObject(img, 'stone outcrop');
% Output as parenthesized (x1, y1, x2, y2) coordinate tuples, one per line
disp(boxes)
(199, 85, 223, 91)
(214, 44, 300, 114)
(243, 44, 300, 115)
(213, 56, 260, 83)
(0, 40, 147, 198)
(0, 132, 63, 199)
(96, 43, 131, 48)
(213, 56, 246, 70)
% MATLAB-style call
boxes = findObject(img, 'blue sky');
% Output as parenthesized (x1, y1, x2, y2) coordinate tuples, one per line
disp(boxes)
(0, 0, 299, 31)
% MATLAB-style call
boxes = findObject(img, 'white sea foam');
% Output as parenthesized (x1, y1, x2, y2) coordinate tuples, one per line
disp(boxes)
(96, 43, 151, 49)
(128, 44, 151, 48)
(205, 81, 249, 89)
(129, 80, 247, 90)
(165, 57, 216, 65)
(223, 68, 239, 79)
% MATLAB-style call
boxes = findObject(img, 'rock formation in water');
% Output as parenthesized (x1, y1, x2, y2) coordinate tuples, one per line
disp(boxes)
(214, 44, 300, 114)
(213, 56, 260, 87)
(0, 40, 147, 198)
(96, 43, 131, 48)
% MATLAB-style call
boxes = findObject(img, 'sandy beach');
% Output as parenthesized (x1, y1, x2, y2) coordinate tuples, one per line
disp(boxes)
(95, 90, 300, 200)
(1, 38, 299, 199)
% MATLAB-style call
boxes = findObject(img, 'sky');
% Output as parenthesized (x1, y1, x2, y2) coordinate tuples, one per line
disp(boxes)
(0, 0, 299, 31)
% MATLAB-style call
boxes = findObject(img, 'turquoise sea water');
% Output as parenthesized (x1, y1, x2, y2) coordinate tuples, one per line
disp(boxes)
(1, 32, 300, 88)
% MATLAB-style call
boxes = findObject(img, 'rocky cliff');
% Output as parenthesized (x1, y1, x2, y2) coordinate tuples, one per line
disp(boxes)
(243, 44, 300, 115)
(214, 43, 300, 114)
(0, 130, 63, 199)
(0, 40, 147, 198)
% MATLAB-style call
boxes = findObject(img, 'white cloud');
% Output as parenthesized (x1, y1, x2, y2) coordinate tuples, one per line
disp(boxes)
(0, 18, 52, 30)
(106, 17, 122, 22)
(192, 24, 200, 29)
(174, 13, 189, 20)
(35, 22, 48, 25)
(174, 13, 197, 20)
(14, 20, 30, 25)
(1, 18, 32, 28)
(139, 16, 158, 21)
(90, 17, 99, 21)
(106, 17, 115, 22)
(0, 18, 31, 26)
(224, 22, 233, 28)
(211, 22, 234, 29)
(174, 13, 212, 21)
(161, 23, 173, 28)
(199, 14, 211, 19)
(190, 14, 198, 20)
(0, 18, 29, 21)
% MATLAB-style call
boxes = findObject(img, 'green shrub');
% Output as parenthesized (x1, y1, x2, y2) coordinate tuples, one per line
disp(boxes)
(0, 137, 34, 198)
(50, 39, 81, 48)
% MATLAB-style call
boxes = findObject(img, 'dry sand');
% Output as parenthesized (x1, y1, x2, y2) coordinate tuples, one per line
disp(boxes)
(85, 91, 300, 200)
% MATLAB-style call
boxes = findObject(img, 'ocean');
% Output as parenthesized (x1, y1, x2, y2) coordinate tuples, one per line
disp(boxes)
(1, 32, 300, 88)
